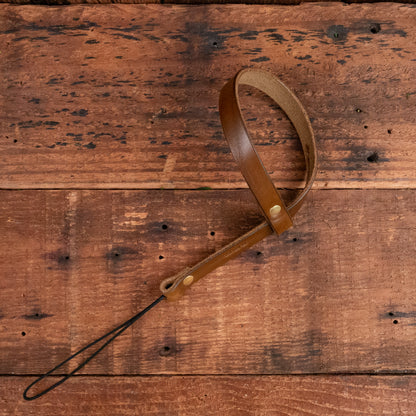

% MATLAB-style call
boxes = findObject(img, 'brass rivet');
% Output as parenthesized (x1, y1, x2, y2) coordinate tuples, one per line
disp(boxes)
(269, 205, 281, 219)
(183, 275, 194, 286)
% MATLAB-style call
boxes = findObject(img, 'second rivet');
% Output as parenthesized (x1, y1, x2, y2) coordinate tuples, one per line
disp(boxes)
(183, 275, 194, 286)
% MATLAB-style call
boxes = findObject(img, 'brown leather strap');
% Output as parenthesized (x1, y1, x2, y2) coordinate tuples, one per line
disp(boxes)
(22, 68, 318, 401)
(160, 68, 317, 301)
(221, 69, 317, 218)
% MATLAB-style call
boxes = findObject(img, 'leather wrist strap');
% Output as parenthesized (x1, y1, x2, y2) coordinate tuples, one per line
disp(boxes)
(23, 68, 317, 400)
(160, 68, 317, 301)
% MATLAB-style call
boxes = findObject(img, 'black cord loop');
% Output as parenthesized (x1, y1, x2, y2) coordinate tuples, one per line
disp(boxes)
(23, 295, 166, 401)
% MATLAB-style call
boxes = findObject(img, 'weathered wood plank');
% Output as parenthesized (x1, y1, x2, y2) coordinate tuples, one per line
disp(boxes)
(2, 0, 416, 5)
(2, 375, 416, 415)
(0, 3, 415, 189)
(0, 189, 415, 374)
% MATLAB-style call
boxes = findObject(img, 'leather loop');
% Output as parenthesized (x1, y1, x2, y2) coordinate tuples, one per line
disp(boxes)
(219, 68, 317, 224)
(160, 68, 317, 301)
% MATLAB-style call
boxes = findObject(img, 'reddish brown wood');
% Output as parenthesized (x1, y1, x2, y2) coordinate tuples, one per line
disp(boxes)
(0, 189, 415, 375)
(0, 3, 415, 189)
(2, 376, 416, 415)
(2, 0, 416, 5)
(1, 2, 415, 410)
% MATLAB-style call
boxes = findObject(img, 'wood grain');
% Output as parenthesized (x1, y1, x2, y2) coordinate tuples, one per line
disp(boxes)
(2, 375, 416, 415)
(2, 0, 416, 5)
(1, 189, 415, 375)
(0, 3, 415, 189)
(1, 2, 415, 410)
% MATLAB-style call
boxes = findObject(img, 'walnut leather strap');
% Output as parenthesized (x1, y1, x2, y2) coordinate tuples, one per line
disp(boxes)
(160, 68, 317, 301)
(23, 68, 317, 401)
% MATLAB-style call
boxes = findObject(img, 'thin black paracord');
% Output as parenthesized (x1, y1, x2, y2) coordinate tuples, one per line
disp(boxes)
(23, 294, 166, 401)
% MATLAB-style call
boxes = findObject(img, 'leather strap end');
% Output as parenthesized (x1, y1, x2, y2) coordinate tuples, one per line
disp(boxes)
(160, 268, 192, 301)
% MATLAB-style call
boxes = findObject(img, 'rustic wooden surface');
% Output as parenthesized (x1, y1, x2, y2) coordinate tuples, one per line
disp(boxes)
(0, 2, 415, 414)
(1, 189, 415, 375)
(2, 376, 416, 415)
(1, 3, 415, 189)
(2, 0, 416, 5)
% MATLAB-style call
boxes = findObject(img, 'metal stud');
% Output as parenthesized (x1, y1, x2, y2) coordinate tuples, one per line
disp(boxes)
(269, 205, 282, 219)
(183, 275, 194, 286)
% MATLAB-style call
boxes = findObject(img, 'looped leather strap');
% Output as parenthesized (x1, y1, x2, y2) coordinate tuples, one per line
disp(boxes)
(220, 69, 317, 221)
(23, 68, 317, 401)
(160, 68, 317, 301)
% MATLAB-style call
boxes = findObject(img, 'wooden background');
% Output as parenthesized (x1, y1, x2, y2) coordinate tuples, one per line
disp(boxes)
(2, 0, 416, 5)
(0, 1, 415, 414)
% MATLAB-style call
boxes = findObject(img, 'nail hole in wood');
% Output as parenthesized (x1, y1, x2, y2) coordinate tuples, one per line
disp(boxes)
(21, 331, 26, 336)
(393, 320, 398, 324)
(389, 312, 394, 316)
(370, 23, 381, 34)
(159, 345, 171, 356)
(367, 152, 379, 163)
(364, 125, 368, 129)
(210, 231, 215, 236)
(161, 224, 168, 230)
(159, 255, 164, 260)
(256, 251, 262, 256)
(14, 139, 18, 143)
(387, 129, 392, 134)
